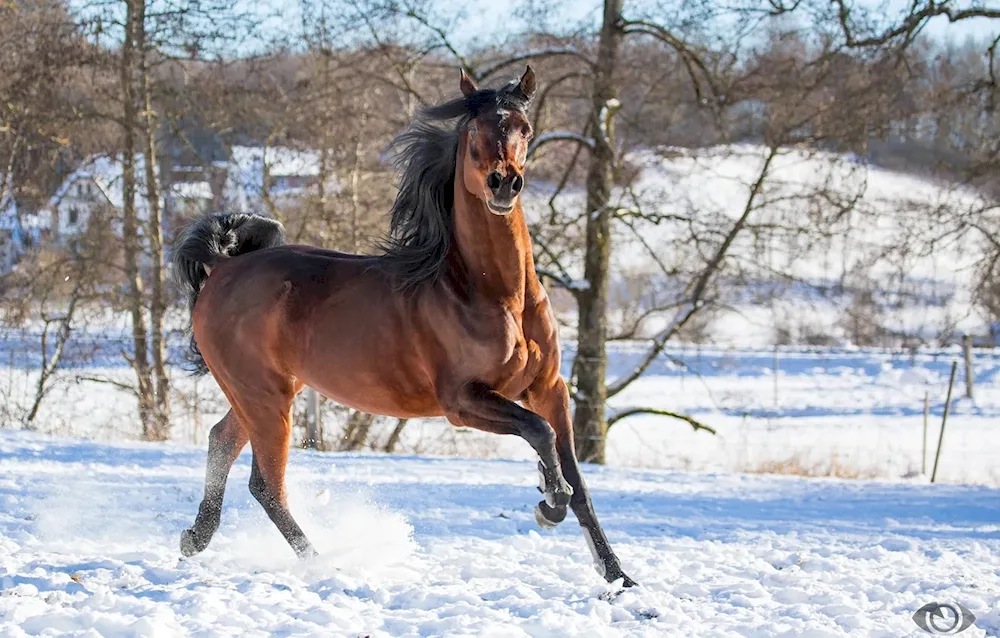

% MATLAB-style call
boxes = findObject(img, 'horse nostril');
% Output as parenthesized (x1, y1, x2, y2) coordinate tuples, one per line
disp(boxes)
(486, 171, 503, 193)
(511, 175, 524, 194)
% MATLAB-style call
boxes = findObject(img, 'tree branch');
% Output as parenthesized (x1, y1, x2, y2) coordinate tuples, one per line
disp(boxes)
(622, 20, 722, 105)
(403, 9, 474, 74)
(533, 70, 589, 133)
(535, 266, 582, 298)
(76, 375, 138, 395)
(833, 0, 1000, 48)
(476, 48, 595, 81)
(606, 407, 716, 434)
(606, 146, 780, 398)
(528, 130, 596, 159)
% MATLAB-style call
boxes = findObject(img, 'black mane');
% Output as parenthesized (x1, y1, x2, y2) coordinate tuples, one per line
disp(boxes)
(378, 79, 531, 291)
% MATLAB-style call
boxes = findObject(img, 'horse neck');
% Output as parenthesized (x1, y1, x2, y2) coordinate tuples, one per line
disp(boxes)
(450, 152, 532, 310)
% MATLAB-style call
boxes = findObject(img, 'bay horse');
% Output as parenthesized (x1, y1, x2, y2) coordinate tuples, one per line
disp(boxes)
(173, 67, 635, 587)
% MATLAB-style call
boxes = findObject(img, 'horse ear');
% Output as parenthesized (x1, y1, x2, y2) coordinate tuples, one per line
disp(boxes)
(515, 65, 537, 102)
(460, 69, 478, 97)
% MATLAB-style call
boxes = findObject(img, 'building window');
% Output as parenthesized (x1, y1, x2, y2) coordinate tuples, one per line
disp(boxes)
(68, 207, 78, 225)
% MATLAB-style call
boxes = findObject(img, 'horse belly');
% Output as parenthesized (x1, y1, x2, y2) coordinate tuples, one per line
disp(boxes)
(292, 309, 444, 419)
(312, 381, 444, 419)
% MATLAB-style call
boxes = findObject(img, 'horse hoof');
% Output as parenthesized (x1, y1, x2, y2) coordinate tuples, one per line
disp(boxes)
(293, 542, 319, 560)
(537, 462, 573, 508)
(534, 501, 567, 529)
(543, 484, 573, 508)
(604, 568, 638, 588)
(552, 484, 573, 507)
(179, 529, 202, 557)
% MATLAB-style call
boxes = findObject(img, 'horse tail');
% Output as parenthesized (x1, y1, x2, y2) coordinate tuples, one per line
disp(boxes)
(173, 212, 285, 374)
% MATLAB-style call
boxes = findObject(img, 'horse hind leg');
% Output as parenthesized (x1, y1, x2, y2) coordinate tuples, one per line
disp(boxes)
(181, 410, 248, 557)
(244, 405, 317, 559)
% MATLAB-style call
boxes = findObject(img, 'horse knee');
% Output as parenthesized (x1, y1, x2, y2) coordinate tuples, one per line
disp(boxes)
(209, 414, 243, 449)
(249, 466, 268, 505)
(208, 420, 228, 445)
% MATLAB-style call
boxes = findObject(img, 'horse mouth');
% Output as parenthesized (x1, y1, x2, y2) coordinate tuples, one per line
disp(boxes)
(487, 200, 514, 215)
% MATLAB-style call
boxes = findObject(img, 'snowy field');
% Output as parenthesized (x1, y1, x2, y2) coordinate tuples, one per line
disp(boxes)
(0, 431, 998, 637)
(4, 338, 1000, 485)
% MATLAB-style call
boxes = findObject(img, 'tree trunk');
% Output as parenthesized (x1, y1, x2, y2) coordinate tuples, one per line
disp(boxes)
(120, 0, 155, 435)
(383, 418, 408, 453)
(571, 0, 623, 464)
(340, 410, 376, 451)
(137, 0, 170, 440)
(305, 387, 323, 450)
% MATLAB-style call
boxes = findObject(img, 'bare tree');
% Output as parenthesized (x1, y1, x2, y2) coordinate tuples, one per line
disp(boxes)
(74, 0, 260, 439)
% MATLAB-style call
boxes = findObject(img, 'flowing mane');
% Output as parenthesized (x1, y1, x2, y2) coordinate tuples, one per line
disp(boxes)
(378, 80, 532, 291)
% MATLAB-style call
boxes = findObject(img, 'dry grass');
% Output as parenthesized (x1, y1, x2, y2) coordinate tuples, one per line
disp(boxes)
(744, 453, 881, 480)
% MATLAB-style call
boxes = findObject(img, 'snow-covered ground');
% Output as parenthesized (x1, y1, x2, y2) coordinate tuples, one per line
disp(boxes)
(0, 431, 998, 636)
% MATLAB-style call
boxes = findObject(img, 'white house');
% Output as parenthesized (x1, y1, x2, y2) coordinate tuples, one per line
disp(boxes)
(46, 155, 156, 241)
(45, 146, 336, 243)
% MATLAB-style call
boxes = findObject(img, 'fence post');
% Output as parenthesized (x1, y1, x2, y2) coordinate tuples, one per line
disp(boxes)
(963, 334, 974, 399)
(931, 361, 958, 484)
(306, 387, 322, 450)
(922, 391, 929, 475)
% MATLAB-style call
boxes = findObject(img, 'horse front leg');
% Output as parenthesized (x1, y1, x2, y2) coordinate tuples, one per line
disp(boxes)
(525, 376, 636, 588)
(443, 381, 573, 509)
